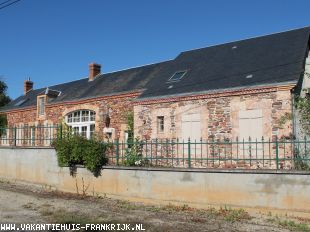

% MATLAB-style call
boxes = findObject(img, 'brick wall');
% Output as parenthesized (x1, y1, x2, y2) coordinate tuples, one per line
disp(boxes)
(6, 92, 140, 141)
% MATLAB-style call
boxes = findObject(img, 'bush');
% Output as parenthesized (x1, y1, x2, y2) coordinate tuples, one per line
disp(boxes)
(124, 138, 149, 166)
(83, 139, 109, 176)
(53, 134, 109, 177)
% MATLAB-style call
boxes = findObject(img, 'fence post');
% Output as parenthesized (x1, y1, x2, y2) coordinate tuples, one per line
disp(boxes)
(14, 127, 17, 146)
(116, 138, 119, 166)
(188, 138, 191, 168)
(275, 136, 279, 170)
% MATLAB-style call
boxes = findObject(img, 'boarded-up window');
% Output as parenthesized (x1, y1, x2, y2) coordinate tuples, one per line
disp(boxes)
(239, 109, 263, 140)
(181, 113, 201, 141)
(181, 113, 202, 158)
(239, 109, 263, 157)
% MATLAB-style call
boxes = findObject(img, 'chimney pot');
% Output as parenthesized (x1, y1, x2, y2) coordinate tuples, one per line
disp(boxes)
(24, 78, 33, 95)
(89, 63, 101, 81)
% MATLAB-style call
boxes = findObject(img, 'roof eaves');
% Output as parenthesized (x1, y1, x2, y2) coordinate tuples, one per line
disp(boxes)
(136, 80, 298, 102)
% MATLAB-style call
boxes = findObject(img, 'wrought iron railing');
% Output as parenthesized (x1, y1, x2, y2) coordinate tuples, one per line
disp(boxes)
(107, 138, 310, 170)
(0, 125, 309, 170)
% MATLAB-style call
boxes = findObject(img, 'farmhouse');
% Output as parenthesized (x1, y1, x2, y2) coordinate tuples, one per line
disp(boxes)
(1, 27, 310, 146)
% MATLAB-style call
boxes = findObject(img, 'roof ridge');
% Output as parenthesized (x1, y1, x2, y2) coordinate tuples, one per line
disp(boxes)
(29, 60, 172, 92)
(178, 26, 310, 56)
(98, 59, 172, 76)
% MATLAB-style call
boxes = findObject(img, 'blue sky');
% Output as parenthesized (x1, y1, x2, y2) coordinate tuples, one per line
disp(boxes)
(1, 0, 310, 99)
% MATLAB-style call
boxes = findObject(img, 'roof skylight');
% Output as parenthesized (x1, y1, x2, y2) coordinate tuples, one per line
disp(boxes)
(167, 71, 187, 82)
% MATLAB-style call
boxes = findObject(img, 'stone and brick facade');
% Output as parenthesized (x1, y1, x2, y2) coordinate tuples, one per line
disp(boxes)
(134, 85, 294, 141)
(6, 91, 140, 142)
(133, 84, 295, 169)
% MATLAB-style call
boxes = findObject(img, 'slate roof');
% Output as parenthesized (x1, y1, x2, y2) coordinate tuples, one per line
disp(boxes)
(139, 26, 310, 99)
(1, 26, 310, 112)
(1, 61, 171, 111)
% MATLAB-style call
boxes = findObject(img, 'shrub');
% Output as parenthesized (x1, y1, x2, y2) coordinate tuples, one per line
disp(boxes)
(124, 138, 149, 166)
(83, 139, 109, 176)
(53, 134, 109, 177)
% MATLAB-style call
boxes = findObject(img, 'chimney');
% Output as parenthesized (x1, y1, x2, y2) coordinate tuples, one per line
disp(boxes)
(24, 78, 33, 95)
(89, 63, 101, 81)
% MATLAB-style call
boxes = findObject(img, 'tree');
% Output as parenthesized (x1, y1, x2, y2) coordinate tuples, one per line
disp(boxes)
(0, 80, 11, 128)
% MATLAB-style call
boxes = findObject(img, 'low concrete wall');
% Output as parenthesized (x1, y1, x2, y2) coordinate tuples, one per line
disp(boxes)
(0, 148, 310, 214)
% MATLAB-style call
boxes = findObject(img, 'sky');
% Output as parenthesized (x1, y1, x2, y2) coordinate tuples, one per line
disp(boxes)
(1, 0, 310, 99)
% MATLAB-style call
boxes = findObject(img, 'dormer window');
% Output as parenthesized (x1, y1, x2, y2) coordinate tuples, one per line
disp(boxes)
(37, 96, 46, 116)
(45, 88, 61, 98)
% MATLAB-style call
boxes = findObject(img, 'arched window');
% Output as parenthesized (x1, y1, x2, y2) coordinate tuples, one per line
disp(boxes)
(66, 110, 96, 138)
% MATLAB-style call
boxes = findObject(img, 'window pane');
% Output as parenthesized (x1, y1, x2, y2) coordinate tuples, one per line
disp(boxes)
(81, 126, 87, 138)
(82, 110, 89, 122)
(157, 116, 164, 133)
(90, 111, 95, 121)
(73, 127, 79, 135)
(38, 97, 45, 115)
(90, 124, 95, 138)
(67, 114, 72, 123)
(73, 111, 80, 122)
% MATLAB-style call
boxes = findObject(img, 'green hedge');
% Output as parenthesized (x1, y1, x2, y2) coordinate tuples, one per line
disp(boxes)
(53, 135, 109, 177)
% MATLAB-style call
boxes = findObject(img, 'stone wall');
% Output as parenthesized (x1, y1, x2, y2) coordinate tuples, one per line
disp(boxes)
(1, 148, 310, 215)
(134, 89, 293, 141)
(134, 88, 294, 169)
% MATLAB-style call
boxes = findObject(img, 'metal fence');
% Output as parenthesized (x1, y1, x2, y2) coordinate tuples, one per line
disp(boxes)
(107, 138, 310, 170)
(0, 125, 59, 147)
(1, 125, 309, 170)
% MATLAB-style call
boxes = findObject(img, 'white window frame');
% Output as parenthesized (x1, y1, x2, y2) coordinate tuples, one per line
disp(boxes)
(66, 110, 96, 139)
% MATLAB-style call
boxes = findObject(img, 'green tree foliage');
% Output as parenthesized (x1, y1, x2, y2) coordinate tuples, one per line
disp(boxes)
(0, 80, 11, 128)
